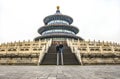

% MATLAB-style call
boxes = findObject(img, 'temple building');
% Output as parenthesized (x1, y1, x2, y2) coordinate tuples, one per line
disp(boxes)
(0, 6, 120, 65)
(34, 6, 83, 41)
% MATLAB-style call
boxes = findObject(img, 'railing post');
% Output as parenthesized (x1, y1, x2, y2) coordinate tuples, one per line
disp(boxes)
(74, 48, 83, 65)
(78, 51, 83, 65)
(37, 52, 41, 66)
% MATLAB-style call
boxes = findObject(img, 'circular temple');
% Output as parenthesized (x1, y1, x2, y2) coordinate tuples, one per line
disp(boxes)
(34, 6, 83, 41)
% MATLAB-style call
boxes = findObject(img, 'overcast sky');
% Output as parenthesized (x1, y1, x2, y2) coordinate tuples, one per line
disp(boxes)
(0, 0, 120, 43)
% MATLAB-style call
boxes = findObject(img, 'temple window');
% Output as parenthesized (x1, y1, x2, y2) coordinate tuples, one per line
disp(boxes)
(96, 44, 101, 46)
(103, 48, 111, 51)
(19, 44, 22, 46)
(95, 49, 100, 51)
(8, 48, 16, 51)
(103, 49, 107, 51)
(48, 20, 69, 25)
(25, 49, 29, 51)
(25, 44, 30, 46)
(0, 49, 5, 51)
(82, 49, 86, 51)
(90, 49, 94, 51)
(33, 44, 39, 46)
(89, 44, 94, 46)
(80, 44, 86, 46)
(33, 49, 37, 51)
(20, 49, 24, 51)
(38, 49, 42, 50)
(115, 49, 120, 51)
(42, 29, 75, 35)
(108, 49, 111, 51)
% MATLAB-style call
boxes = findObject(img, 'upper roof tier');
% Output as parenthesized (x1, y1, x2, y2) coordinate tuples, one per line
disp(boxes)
(43, 6, 73, 25)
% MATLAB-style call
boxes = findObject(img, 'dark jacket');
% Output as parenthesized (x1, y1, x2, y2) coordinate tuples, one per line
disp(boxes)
(59, 44, 63, 49)
(56, 45, 59, 52)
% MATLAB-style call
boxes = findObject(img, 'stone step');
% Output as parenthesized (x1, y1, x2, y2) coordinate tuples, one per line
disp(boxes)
(40, 42, 80, 65)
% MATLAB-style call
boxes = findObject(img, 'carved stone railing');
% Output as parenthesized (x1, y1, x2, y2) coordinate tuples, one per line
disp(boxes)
(37, 39, 52, 65)
(67, 39, 120, 65)
(66, 39, 83, 65)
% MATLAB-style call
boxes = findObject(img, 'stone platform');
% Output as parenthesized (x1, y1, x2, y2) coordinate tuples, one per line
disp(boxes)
(0, 65, 120, 79)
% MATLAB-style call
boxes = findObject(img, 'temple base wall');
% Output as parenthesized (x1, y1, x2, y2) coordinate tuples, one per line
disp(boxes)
(0, 57, 38, 65)
(81, 53, 120, 65)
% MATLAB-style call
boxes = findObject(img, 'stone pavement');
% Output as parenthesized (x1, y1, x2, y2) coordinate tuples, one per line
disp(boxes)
(0, 65, 120, 79)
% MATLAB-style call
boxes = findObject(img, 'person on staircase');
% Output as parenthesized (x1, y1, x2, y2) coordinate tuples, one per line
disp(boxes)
(59, 42, 64, 65)
(56, 42, 60, 65)
(56, 42, 64, 65)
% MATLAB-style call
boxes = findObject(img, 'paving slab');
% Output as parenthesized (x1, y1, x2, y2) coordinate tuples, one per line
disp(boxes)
(0, 65, 119, 79)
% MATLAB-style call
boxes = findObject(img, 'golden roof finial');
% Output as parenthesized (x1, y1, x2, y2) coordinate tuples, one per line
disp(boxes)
(57, 6, 60, 10)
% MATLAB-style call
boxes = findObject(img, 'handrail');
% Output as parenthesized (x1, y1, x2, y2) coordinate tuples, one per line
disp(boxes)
(66, 39, 83, 65)
(74, 47, 83, 65)
(37, 39, 52, 66)
(37, 45, 45, 66)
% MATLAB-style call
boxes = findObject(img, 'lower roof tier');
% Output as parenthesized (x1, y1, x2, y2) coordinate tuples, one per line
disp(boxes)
(34, 34, 83, 41)
(38, 25, 79, 34)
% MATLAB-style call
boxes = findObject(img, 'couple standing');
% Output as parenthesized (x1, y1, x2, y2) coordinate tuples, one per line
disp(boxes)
(56, 42, 64, 65)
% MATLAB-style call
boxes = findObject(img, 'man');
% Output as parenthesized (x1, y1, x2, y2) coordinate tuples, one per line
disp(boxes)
(55, 42, 64, 65)
(59, 42, 63, 53)
(59, 42, 64, 65)
(56, 42, 60, 65)
(56, 43, 59, 53)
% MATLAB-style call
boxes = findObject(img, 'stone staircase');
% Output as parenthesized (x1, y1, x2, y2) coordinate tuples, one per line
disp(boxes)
(40, 41, 80, 65)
